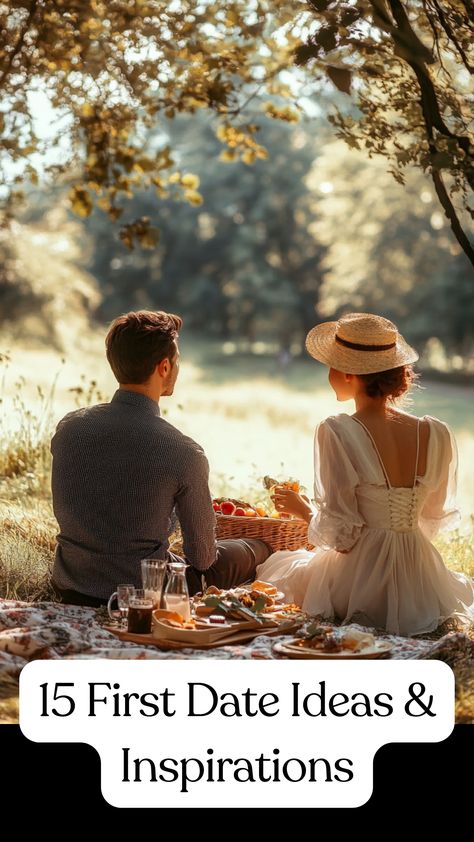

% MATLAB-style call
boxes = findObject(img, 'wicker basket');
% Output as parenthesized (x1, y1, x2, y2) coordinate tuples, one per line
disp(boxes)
(215, 513, 313, 552)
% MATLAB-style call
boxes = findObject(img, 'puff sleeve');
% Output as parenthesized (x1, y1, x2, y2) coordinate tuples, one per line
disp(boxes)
(308, 419, 366, 552)
(419, 421, 461, 541)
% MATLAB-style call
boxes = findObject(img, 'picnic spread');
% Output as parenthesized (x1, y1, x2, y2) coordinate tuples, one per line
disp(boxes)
(1, 596, 473, 690)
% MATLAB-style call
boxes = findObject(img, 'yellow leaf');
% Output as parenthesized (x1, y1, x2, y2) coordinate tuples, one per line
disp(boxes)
(97, 196, 111, 212)
(69, 187, 93, 218)
(81, 103, 95, 118)
(184, 189, 204, 206)
(183, 97, 207, 109)
(242, 150, 256, 165)
(220, 150, 236, 162)
(181, 173, 200, 189)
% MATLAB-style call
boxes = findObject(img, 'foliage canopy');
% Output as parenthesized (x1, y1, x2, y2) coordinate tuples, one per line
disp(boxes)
(1, 0, 473, 262)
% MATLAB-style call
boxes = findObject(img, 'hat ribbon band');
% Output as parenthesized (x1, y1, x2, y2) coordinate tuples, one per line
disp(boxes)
(335, 335, 396, 352)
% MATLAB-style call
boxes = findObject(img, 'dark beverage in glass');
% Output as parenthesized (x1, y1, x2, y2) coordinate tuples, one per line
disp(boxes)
(127, 591, 153, 634)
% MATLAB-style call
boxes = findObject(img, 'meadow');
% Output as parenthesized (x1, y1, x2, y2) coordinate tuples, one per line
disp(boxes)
(1, 331, 473, 596)
(0, 332, 473, 722)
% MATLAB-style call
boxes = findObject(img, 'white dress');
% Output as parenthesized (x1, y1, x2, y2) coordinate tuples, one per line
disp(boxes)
(256, 413, 474, 637)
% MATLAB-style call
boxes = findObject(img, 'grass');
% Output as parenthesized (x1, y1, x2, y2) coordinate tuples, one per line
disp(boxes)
(0, 336, 473, 723)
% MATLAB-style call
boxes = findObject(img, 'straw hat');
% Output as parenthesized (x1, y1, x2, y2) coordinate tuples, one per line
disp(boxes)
(305, 312, 419, 375)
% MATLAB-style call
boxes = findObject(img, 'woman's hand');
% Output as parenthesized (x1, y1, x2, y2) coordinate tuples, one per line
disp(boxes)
(271, 486, 313, 523)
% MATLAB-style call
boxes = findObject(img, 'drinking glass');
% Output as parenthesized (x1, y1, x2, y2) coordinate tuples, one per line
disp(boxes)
(141, 559, 167, 608)
(163, 561, 191, 620)
(107, 584, 136, 629)
(127, 589, 154, 634)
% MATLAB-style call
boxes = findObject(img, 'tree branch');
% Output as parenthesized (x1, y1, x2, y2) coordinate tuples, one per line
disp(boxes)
(422, 0, 447, 71)
(430, 169, 474, 265)
(430, 0, 474, 73)
(383, 0, 474, 263)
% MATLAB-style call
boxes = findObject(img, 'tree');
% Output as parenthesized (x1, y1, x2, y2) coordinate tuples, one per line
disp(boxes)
(0, 0, 300, 244)
(295, 0, 474, 266)
(3, 1, 472, 268)
(79, 109, 326, 345)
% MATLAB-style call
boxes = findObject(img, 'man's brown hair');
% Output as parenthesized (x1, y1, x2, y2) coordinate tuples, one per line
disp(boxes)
(105, 310, 182, 384)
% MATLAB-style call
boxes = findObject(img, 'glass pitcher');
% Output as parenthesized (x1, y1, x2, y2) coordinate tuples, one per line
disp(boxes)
(163, 561, 191, 620)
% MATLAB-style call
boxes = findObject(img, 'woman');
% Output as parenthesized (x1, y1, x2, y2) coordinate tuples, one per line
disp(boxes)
(256, 312, 474, 637)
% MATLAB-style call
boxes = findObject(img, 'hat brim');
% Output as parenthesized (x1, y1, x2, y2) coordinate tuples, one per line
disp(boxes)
(305, 321, 419, 374)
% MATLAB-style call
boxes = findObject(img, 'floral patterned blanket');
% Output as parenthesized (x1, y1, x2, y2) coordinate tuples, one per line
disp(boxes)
(1, 599, 473, 694)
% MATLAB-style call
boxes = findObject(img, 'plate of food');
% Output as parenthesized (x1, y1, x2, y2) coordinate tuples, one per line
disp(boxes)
(105, 580, 305, 649)
(192, 580, 287, 611)
(273, 623, 392, 659)
(155, 581, 304, 645)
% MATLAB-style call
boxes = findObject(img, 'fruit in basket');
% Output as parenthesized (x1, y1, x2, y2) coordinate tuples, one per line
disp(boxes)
(255, 505, 268, 517)
(220, 500, 236, 516)
(213, 502, 221, 512)
(213, 496, 252, 508)
(234, 507, 246, 516)
(244, 508, 257, 517)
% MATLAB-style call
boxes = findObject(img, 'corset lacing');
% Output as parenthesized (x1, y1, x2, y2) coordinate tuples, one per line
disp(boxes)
(387, 488, 419, 532)
(352, 415, 421, 533)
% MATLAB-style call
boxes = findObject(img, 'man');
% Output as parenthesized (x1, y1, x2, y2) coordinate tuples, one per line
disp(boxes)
(51, 310, 271, 606)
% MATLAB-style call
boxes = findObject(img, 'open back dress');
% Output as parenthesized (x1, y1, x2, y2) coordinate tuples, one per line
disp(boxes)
(255, 413, 474, 636)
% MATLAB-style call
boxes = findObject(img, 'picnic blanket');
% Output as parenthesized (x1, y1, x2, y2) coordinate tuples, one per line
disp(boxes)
(1, 599, 473, 687)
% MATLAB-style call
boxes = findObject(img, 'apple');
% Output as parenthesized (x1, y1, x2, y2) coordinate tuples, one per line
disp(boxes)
(234, 507, 246, 516)
(220, 500, 236, 516)
(213, 502, 221, 512)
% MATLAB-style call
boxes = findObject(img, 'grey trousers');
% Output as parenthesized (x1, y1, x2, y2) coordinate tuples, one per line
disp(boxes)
(183, 538, 273, 596)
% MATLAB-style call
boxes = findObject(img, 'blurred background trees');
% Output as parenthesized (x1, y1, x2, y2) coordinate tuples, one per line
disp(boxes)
(1, 1, 473, 370)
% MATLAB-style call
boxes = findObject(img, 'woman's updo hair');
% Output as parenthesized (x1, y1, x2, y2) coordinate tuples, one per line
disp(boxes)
(357, 364, 420, 404)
